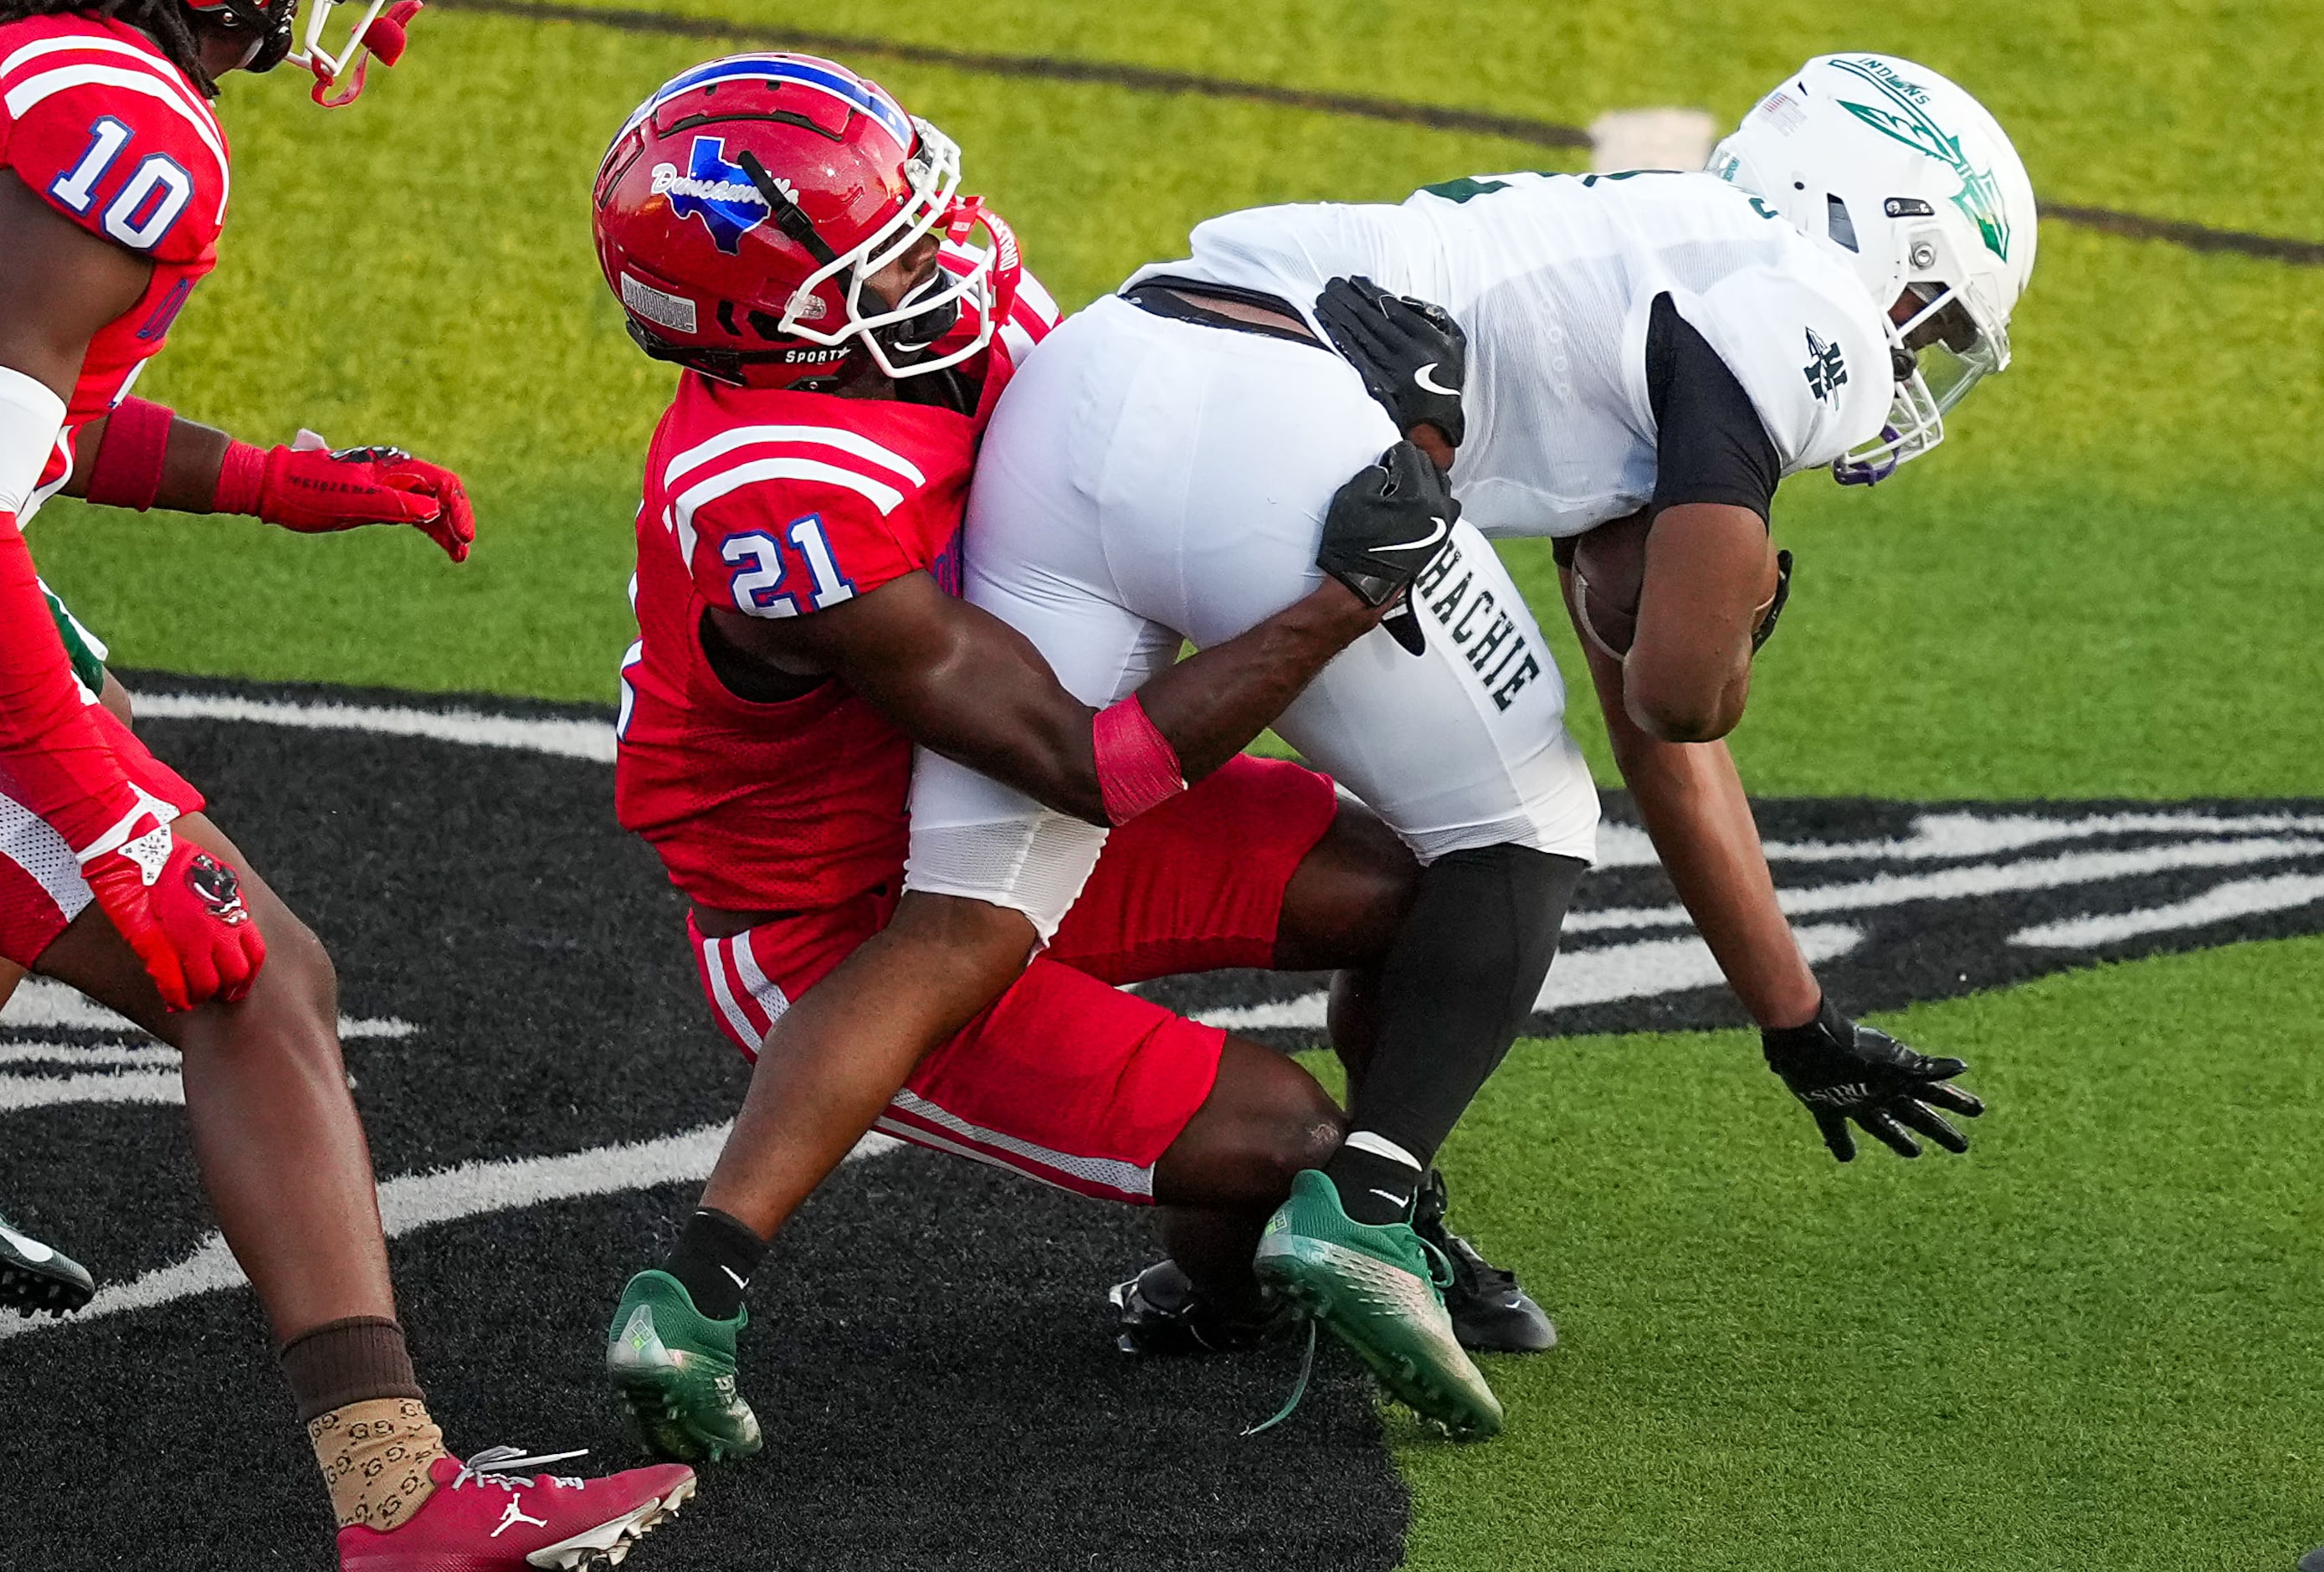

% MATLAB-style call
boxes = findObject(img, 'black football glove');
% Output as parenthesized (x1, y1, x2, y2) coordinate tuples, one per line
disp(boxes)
(1317, 441, 1458, 654)
(1315, 275, 1468, 450)
(1762, 996, 1984, 1162)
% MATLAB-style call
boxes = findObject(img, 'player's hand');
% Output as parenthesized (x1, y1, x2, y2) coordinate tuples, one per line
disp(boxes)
(1318, 439, 1458, 607)
(1317, 440, 1458, 656)
(256, 439, 475, 563)
(1762, 999, 1983, 1162)
(80, 814, 266, 1012)
(1315, 275, 1468, 451)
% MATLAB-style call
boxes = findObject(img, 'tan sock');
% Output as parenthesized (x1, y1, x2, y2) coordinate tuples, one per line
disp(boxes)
(308, 1396, 448, 1531)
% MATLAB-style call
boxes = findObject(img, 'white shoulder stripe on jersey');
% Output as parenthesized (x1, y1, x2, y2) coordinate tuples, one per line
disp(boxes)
(1, 32, 218, 133)
(664, 424, 927, 492)
(3, 62, 229, 218)
(673, 458, 910, 569)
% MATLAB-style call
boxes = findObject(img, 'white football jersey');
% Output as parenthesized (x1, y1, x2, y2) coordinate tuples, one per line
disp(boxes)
(1127, 170, 1893, 539)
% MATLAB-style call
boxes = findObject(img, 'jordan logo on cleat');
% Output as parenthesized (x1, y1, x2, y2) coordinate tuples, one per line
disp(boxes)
(492, 1498, 549, 1538)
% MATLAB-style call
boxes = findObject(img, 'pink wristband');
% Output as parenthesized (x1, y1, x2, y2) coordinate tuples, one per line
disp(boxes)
(212, 439, 269, 516)
(1092, 694, 1186, 827)
(82, 397, 173, 511)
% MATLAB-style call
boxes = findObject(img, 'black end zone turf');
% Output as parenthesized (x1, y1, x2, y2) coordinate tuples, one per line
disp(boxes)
(0, 675, 1407, 1572)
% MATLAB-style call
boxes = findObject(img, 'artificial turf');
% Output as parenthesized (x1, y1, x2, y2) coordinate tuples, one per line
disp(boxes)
(11, 2, 2324, 1567)
(1398, 936, 2324, 1571)
(27, 3, 2324, 795)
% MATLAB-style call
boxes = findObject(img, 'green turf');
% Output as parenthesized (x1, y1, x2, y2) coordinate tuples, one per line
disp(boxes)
(1398, 934, 2324, 1571)
(30, 4, 2323, 794)
(19, 10, 2324, 1564)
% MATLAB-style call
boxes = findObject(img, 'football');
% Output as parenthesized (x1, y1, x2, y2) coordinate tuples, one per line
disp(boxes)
(1568, 510, 1651, 655)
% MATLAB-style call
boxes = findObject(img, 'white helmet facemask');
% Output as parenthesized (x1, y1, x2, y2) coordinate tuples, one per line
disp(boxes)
(1710, 54, 2036, 485)
(290, 0, 398, 107)
(767, 118, 1013, 381)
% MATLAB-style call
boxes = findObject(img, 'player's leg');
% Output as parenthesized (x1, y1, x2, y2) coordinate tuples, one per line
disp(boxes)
(35, 812, 398, 1334)
(616, 899, 1345, 1459)
(936, 303, 1551, 1431)
(13, 773, 693, 1563)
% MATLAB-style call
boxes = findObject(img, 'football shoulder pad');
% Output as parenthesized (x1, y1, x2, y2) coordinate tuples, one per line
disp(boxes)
(659, 417, 956, 619)
(1665, 255, 1890, 478)
(0, 14, 229, 264)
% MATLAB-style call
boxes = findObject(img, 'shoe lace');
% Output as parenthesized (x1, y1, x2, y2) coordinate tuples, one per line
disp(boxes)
(1415, 1233, 1457, 1298)
(449, 1445, 590, 1492)
(1240, 1318, 1319, 1438)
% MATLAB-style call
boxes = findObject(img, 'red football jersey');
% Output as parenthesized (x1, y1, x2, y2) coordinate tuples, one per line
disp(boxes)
(1, 14, 228, 516)
(617, 275, 1058, 912)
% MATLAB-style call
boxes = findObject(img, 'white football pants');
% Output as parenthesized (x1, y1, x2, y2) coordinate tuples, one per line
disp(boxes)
(906, 295, 1600, 938)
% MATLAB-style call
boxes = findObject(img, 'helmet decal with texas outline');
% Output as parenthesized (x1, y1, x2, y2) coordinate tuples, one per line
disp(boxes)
(652, 137, 775, 255)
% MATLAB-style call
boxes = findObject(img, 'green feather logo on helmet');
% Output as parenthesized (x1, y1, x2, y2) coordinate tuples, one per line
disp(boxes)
(1830, 56, 2012, 262)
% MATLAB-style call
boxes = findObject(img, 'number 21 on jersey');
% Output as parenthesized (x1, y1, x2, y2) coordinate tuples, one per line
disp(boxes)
(720, 514, 857, 618)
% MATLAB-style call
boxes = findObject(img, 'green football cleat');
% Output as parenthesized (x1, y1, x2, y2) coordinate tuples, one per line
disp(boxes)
(1254, 1169, 1504, 1440)
(605, 1269, 762, 1464)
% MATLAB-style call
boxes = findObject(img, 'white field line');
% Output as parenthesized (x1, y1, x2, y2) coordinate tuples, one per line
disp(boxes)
(1763, 809, 2324, 866)
(2, 977, 412, 1040)
(135, 689, 2323, 888)
(1567, 836, 2324, 934)
(0, 1123, 903, 1340)
(2010, 872, 2324, 948)
(0, 1040, 179, 1070)
(1594, 809, 2324, 871)
(135, 691, 616, 763)
(0, 1070, 182, 1111)
(1193, 922, 1865, 1031)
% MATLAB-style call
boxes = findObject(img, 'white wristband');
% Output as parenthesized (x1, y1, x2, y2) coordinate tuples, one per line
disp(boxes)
(0, 365, 68, 520)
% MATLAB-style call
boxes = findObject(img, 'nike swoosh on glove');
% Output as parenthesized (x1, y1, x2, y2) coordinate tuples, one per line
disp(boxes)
(80, 812, 267, 1012)
(1316, 439, 1459, 648)
(1314, 275, 1468, 450)
(244, 441, 476, 563)
(1762, 995, 1984, 1162)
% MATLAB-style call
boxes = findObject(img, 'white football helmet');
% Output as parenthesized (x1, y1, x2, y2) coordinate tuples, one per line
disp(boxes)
(1711, 54, 2036, 483)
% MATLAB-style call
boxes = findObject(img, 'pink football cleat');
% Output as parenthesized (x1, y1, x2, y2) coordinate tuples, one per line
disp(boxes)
(336, 1446, 695, 1570)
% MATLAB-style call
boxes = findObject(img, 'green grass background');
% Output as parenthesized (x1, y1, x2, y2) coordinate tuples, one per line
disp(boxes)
(20, 3, 2324, 1565)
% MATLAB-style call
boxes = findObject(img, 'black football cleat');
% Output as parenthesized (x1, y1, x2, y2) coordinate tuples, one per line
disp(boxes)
(2297, 1546, 2324, 1572)
(1412, 1169, 1556, 1354)
(0, 1209, 95, 1318)
(1108, 1260, 1299, 1356)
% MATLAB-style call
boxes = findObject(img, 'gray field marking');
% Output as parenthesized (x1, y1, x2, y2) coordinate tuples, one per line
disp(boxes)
(18, 687, 2320, 1333)
(431, 0, 2324, 270)
(0, 1123, 902, 1340)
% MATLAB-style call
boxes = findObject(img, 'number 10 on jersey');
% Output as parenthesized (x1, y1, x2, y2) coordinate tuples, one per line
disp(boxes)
(720, 515, 857, 618)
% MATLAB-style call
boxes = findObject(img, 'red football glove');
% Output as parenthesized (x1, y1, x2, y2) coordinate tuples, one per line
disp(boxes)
(79, 810, 267, 1013)
(217, 437, 475, 563)
(0, 516, 264, 1011)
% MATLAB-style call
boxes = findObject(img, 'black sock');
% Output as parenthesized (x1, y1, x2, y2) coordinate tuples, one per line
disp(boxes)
(664, 1207, 767, 1322)
(1325, 1133, 1426, 1225)
(1345, 844, 1588, 1169)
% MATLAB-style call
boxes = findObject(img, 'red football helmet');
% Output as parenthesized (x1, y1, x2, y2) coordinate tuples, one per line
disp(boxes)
(182, 0, 418, 104)
(593, 53, 1021, 390)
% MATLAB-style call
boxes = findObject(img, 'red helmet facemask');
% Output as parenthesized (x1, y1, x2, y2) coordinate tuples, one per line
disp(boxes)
(593, 53, 1022, 391)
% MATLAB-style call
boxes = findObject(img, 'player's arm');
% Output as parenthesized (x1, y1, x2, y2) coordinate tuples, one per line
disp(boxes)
(0, 172, 264, 1010)
(706, 442, 1455, 826)
(1561, 298, 1979, 1159)
(60, 398, 475, 563)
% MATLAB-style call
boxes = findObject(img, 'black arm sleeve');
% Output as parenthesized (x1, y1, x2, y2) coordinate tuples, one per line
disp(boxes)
(1644, 290, 1781, 525)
